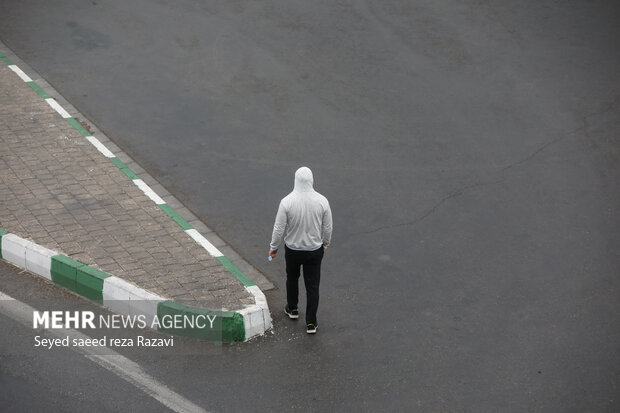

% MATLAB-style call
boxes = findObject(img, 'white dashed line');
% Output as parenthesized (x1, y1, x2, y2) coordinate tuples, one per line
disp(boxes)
(85, 135, 115, 158)
(133, 179, 166, 205)
(185, 229, 223, 257)
(8, 65, 32, 82)
(45, 98, 71, 118)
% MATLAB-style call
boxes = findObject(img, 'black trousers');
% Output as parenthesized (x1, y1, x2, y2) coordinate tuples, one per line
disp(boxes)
(285, 245, 324, 325)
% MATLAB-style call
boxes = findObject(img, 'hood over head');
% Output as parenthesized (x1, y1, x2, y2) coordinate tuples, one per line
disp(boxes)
(294, 166, 314, 192)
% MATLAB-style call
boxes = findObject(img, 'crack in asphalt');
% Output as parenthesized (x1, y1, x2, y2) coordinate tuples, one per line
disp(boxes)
(348, 94, 620, 238)
(347, 178, 506, 238)
(503, 94, 620, 173)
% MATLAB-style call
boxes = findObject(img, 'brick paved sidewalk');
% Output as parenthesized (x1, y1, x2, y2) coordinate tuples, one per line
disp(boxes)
(0, 59, 256, 312)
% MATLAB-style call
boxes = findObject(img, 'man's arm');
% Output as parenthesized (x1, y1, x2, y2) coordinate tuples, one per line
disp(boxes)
(269, 201, 287, 256)
(321, 201, 333, 249)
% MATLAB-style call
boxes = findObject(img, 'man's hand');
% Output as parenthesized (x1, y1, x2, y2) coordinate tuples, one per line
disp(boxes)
(269, 249, 278, 259)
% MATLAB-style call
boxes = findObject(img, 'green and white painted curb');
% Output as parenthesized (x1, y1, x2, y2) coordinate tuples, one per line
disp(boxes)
(0, 48, 271, 342)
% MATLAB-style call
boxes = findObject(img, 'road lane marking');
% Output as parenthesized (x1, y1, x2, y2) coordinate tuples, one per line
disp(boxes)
(0, 290, 208, 413)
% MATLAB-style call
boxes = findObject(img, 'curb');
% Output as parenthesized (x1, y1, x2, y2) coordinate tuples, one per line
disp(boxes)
(0, 229, 247, 342)
(0, 47, 272, 342)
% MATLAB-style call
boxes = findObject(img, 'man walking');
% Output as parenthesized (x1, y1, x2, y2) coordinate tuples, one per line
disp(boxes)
(269, 167, 333, 334)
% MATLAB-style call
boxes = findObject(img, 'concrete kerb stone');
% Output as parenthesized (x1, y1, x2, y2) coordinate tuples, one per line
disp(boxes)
(1, 233, 29, 270)
(0, 229, 249, 342)
(25, 241, 59, 281)
(0, 44, 273, 342)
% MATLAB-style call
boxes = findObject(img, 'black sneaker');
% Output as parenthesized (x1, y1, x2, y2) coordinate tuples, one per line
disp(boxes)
(284, 305, 299, 319)
(306, 323, 317, 334)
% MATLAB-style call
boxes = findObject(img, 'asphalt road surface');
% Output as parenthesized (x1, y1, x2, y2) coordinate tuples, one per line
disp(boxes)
(0, 261, 181, 413)
(1, 1, 619, 412)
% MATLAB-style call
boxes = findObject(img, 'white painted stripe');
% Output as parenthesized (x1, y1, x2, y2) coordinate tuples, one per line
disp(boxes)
(1, 233, 27, 269)
(8, 65, 32, 82)
(86, 354, 208, 413)
(185, 229, 223, 257)
(45, 98, 71, 118)
(237, 304, 265, 341)
(85, 135, 115, 158)
(1, 233, 58, 281)
(133, 179, 165, 205)
(244, 285, 272, 339)
(0, 291, 208, 413)
(24, 241, 58, 281)
(246, 285, 268, 307)
(102, 275, 166, 326)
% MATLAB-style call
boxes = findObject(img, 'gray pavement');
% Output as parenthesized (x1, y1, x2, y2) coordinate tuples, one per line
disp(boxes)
(0, 62, 254, 310)
(0, 259, 191, 413)
(0, 0, 619, 412)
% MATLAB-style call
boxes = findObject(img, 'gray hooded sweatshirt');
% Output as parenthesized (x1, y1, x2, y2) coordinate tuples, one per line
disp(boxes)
(270, 167, 333, 251)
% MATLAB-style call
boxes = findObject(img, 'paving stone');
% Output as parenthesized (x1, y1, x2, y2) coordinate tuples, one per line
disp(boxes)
(0, 64, 253, 310)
